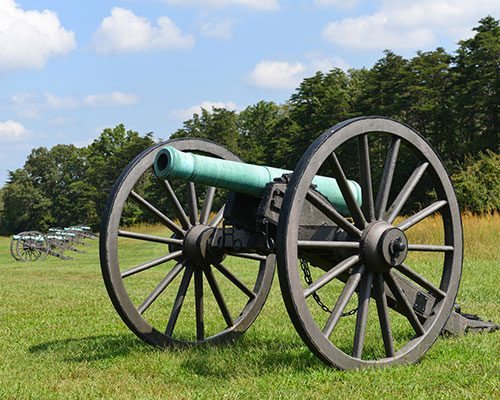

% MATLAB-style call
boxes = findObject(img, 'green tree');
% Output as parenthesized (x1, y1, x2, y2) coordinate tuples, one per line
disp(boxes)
(272, 69, 355, 169)
(0, 125, 154, 234)
(358, 50, 413, 119)
(238, 101, 283, 165)
(23, 144, 88, 227)
(171, 108, 242, 156)
(452, 150, 500, 213)
(452, 16, 499, 158)
(0, 169, 52, 234)
(407, 48, 455, 159)
(84, 124, 155, 228)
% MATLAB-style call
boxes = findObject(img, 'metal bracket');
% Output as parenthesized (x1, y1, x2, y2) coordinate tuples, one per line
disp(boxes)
(413, 291, 428, 314)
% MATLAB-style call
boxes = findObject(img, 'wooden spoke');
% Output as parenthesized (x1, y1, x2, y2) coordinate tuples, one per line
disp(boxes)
(375, 138, 401, 220)
(373, 272, 395, 357)
(306, 189, 362, 239)
(165, 266, 194, 336)
(328, 152, 367, 229)
(394, 263, 447, 299)
(200, 186, 216, 225)
(407, 244, 454, 252)
(204, 267, 234, 327)
(157, 178, 192, 229)
(213, 263, 256, 299)
(194, 269, 204, 341)
(358, 134, 375, 222)
(385, 162, 429, 223)
(228, 252, 267, 261)
(186, 182, 199, 225)
(298, 240, 360, 250)
(385, 271, 425, 336)
(396, 200, 447, 231)
(137, 262, 185, 314)
(323, 264, 365, 338)
(209, 205, 225, 228)
(129, 191, 185, 236)
(118, 230, 183, 245)
(352, 271, 374, 359)
(121, 250, 183, 278)
(304, 255, 360, 298)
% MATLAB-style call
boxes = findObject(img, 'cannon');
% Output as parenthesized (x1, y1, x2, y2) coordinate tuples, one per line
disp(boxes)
(10, 225, 95, 262)
(100, 116, 498, 370)
(11, 232, 50, 262)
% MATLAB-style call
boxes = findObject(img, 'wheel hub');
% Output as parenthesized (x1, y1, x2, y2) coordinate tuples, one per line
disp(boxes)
(361, 222, 408, 272)
(183, 225, 224, 267)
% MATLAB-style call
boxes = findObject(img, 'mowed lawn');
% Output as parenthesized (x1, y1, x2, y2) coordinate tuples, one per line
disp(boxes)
(0, 214, 498, 399)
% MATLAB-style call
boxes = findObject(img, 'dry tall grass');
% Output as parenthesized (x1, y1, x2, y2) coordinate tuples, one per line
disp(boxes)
(401, 211, 499, 261)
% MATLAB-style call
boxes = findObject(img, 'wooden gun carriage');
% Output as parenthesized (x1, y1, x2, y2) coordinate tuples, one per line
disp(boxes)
(100, 117, 498, 370)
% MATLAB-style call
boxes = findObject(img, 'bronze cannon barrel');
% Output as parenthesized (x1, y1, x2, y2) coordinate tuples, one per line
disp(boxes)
(154, 145, 361, 216)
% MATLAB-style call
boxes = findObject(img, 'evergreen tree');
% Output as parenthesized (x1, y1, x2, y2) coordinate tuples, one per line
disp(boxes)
(453, 16, 499, 158)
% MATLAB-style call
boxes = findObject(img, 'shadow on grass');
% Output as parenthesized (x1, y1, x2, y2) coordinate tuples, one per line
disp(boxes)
(28, 332, 327, 375)
(177, 336, 328, 377)
(28, 334, 154, 362)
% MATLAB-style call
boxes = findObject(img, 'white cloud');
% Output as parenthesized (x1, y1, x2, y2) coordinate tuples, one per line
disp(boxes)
(45, 93, 80, 109)
(93, 7, 194, 53)
(84, 92, 139, 107)
(170, 100, 244, 120)
(314, 0, 359, 7)
(248, 61, 307, 90)
(322, 12, 434, 50)
(48, 116, 73, 125)
(162, 0, 279, 10)
(200, 17, 238, 39)
(0, 0, 76, 70)
(12, 91, 139, 119)
(11, 92, 41, 119)
(72, 125, 113, 148)
(307, 55, 350, 73)
(321, 0, 500, 51)
(0, 120, 31, 142)
(248, 56, 350, 90)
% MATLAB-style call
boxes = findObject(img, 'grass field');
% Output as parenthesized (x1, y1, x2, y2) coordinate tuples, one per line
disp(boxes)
(0, 213, 498, 399)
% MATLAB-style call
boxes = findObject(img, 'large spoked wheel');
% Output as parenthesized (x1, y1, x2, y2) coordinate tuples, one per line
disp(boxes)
(276, 117, 462, 369)
(100, 138, 275, 347)
(16, 231, 49, 262)
(10, 233, 24, 261)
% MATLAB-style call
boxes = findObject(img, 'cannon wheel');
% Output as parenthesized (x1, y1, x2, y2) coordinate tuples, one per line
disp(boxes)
(100, 138, 275, 347)
(16, 231, 50, 262)
(276, 117, 462, 369)
(10, 233, 25, 261)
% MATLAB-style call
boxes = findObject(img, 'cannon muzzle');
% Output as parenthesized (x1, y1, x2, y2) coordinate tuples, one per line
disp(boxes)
(154, 145, 361, 216)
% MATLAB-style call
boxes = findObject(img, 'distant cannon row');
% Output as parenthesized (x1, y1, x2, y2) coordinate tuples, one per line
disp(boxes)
(10, 226, 97, 262)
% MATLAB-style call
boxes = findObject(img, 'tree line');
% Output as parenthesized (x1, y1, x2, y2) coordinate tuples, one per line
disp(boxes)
(1, 17, 498, 235)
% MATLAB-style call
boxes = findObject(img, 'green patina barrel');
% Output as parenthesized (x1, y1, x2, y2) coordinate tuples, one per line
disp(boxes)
(154, 145, 361, 216)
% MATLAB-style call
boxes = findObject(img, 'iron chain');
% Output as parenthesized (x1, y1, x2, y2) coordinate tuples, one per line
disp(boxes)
(300, 258, 357, 317)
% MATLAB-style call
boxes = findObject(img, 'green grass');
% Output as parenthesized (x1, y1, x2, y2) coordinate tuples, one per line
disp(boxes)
(0, 214, 499, 399)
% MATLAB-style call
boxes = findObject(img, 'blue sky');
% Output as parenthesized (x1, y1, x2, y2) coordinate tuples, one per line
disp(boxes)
(1, 0, 498, 186)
